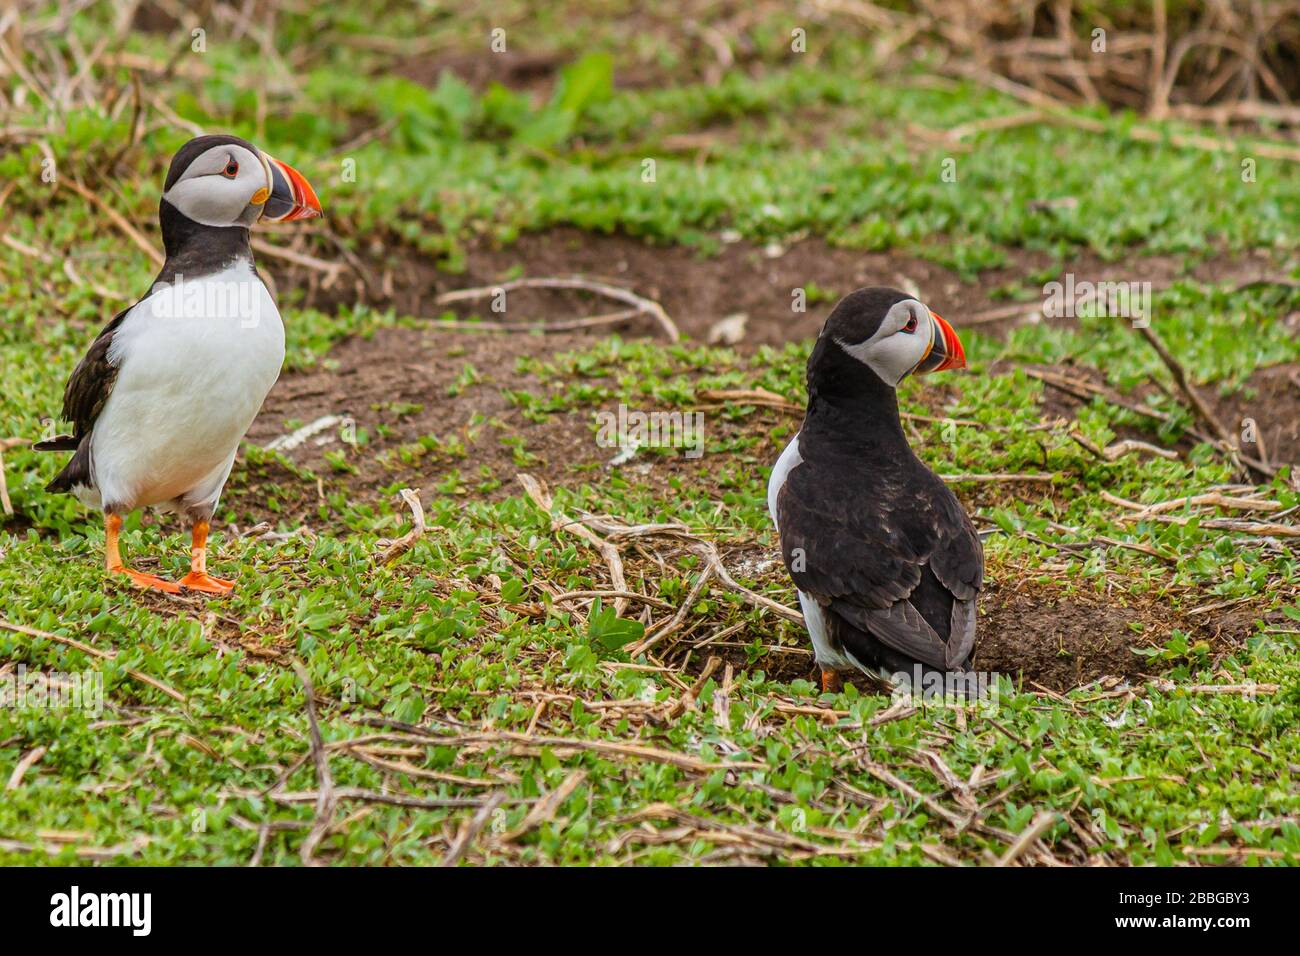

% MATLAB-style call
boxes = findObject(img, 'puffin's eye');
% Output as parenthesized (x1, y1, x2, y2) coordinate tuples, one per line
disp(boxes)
(221, 159, 239, 178)
(901, 312, 918, 334)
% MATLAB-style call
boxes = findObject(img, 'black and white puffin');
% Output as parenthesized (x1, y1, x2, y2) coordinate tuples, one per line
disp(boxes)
(35, 134, 322, 594)
(767, 287, 983, 692)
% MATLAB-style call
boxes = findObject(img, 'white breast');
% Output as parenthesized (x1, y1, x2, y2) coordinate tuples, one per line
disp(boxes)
(767, 431, 863, 672)
(87, 261, 285, 512)
(766, 432, 803, 531)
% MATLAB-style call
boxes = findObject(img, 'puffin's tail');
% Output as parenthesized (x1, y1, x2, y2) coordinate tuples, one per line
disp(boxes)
(33, 435, 78, 451)
(32, 436, 90, 493)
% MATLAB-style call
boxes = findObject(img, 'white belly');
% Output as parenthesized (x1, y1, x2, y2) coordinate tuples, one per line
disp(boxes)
(86, 263, 285, 511)
(766, 432, 802, 531)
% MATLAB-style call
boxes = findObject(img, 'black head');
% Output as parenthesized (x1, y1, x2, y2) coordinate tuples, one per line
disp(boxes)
(160, 134, 322, 230)
(163, 134, 261, 192)
(809, 286, 966, 394)
(820, 287, 915, 346)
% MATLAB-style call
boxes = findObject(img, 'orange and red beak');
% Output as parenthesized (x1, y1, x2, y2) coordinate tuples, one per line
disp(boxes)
(258, 154, 322, 222)
(915, 310, 966, 375)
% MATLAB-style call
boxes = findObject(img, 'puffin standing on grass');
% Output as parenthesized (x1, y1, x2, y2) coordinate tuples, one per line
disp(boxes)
(35, 134, 322, 594)
(768, 287, 982, 692)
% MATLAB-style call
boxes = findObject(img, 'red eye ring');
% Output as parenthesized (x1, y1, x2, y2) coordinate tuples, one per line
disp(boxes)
(901, 312, 918, 334)
(222, 159, 239, 178)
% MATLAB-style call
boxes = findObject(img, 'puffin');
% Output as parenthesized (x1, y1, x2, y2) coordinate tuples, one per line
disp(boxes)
(767, 287, 983, 692)
(35, 134, 322, 594)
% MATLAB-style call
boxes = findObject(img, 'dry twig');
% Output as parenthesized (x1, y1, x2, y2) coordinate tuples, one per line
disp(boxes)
(293, 663, 337, 865)
(438, 277, 680, 342)
(0, 619, 187, 703)
(374, 488, 426, 564)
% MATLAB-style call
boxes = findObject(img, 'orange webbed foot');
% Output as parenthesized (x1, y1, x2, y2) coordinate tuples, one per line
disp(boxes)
(178, 572, 235, 595)
(111, 567, 182, 594)
(820, 669, 843, 694)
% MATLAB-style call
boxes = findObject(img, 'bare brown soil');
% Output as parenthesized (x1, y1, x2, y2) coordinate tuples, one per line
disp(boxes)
(284, 227, 1286, 349)
(675, 569, 1260, 694)
(973, 578, 1258, 692)
(395, 48, 566, 96)
(235, 321, 790, 522)
(239, 327, 595, 519)
(1212, 362, 1300, 467)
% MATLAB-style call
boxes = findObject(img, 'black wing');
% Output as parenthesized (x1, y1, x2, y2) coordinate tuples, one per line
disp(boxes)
(777, 456, 983, 670)
(34, 306, 132, 491)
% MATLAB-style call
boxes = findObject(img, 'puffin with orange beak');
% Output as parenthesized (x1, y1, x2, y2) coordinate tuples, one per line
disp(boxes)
(35, 134, 322, 594)
(767, 287, 983, 691)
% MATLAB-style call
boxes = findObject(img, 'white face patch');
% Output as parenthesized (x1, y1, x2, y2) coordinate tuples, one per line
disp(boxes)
(835, 298, 936, 386)
(161, 144, 268, 227)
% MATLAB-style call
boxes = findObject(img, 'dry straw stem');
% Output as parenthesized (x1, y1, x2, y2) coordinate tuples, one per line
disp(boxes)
(5, 745, 48, 791)
(292, 662, 337, 865)
(425, 308, 641, 334)
(0, 836, 149, 862)
(0, 618, 187, 703)
(374, 488, 426, 564)
(260, 786, 523, 811)
(59, 177, 163, 267)
(334, 742, 501, 788)
(663, 654, 722, 720)
(354, 716, 767, 773)
(499, 769, 587, 843)
(1130, 321, 1236, 451)
(869, 0, 1300, 149)
(943, 99, 1300, 164)
(1149, 680, 1279, 696)
(697, 387, 804, 415)
(615, 801, 875, 857)
(517, 472, 629, 616)
(996, 811, 1059, 866)
(1121, 513, 1300, 537)
(439, 790, 507, 866)
(1101, 490, 1299, 536)
(511, 497, 809, 658)
(250, 237, 345, 281)
(437, 276, 680, 342)
(940, 472, 1055, 483)
(1101, 490, 1284, 517)
(696, 388, 983, 429)
(625, 529, 806, 658)
(1025, 367, 1275, 479)
(1069, 431, 1180, 462)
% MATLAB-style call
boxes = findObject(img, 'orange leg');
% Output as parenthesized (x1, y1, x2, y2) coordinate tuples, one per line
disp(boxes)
(820, 669, 843, 694)
(105, 513, 181, 594)
(178, 520, 234, 594)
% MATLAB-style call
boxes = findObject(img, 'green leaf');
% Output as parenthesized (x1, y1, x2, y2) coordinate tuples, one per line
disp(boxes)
(587, 599, 645, 651)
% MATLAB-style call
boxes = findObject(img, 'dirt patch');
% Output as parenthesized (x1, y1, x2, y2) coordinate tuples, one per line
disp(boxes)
(234, 322, 797, 522)
(278, 227, 1288, 351)
(131, 2, 179, 34)
(238, 327, 593, 520)
(973, 578, 1257, 693)
(1212, 362, 1300, 467)
(666, 541, 1260, 694)
(445, 230, 1004, 348)
(394, 49, 565, 96)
